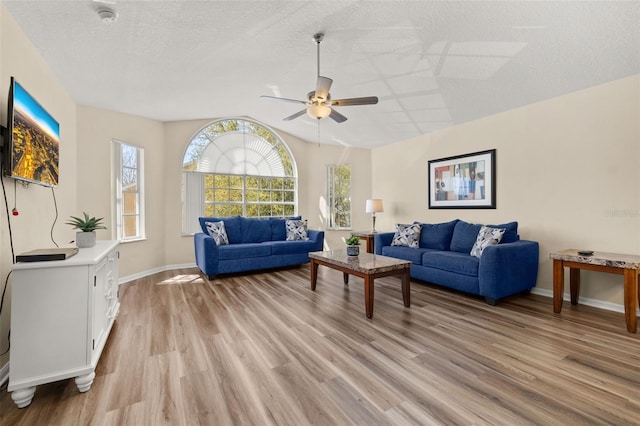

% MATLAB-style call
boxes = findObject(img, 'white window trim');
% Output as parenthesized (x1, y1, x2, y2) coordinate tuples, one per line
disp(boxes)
(111, 140, 146, 241)
(327, 163, 352, 230)
(181, 118, 298, 235)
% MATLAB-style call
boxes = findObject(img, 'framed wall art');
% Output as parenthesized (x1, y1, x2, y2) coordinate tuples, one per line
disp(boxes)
(428, 149, 496, 209)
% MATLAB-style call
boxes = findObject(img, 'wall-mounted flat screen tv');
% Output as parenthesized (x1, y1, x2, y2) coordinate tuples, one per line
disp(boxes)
(2, 77, 59, 187)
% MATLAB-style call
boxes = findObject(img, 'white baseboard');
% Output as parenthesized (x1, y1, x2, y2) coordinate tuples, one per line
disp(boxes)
(0, 361, 9, 387)
(118, 262, 197, 285)
(531, 288, 640, 316)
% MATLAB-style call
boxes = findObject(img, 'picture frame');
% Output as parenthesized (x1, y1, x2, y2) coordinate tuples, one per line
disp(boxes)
(428, 149, 496, 209)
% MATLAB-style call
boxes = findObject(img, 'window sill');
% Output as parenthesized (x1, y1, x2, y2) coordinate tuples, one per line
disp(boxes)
(119, 237, 147, 244)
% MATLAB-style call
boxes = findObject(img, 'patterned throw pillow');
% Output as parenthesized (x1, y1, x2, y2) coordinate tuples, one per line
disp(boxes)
(470, 226, 505, 258)
(391, 223, 422, 248)
(205, 221, 229, 246)
(286, 219, 308, 241)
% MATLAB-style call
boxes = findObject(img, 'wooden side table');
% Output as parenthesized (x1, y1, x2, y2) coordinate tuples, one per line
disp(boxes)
(549, 249, 640, 333)
(351, 231, 376, 253)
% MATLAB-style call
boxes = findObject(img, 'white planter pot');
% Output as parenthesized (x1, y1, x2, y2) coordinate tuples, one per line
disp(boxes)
(76, 231, 96, 248)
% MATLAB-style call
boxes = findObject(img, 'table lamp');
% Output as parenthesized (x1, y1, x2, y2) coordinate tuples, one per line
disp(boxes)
(365, 199, 384, 232)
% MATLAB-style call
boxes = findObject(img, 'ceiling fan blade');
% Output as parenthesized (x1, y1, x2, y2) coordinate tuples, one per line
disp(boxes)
(315, 76, 333, 101)
(261, 95, 308, 105)
(329, 96, 379, 107)
(283, 109, 308, 121)
(329, 108, 348, 123)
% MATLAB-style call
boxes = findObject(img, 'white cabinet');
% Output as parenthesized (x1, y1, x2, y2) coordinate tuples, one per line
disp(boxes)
(8, 241, 120, 408)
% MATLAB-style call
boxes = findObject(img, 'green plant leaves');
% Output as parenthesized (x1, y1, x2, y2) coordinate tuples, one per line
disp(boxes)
(65, 212, 107, 232)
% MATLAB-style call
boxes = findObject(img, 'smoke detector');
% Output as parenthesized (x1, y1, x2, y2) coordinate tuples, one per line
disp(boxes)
(97, 8, 118, 23)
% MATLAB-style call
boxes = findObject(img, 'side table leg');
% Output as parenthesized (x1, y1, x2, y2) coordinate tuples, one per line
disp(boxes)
(310, 260, 318, 291)
(623, 269, 638, 333)
(343, 272, 349, 285)
(401, 269, 410, 307)
(364, 275, 374, 319)
(553, 260, 564, 313)
(570, 268, 580, 305)
(11, 386, 36, 408)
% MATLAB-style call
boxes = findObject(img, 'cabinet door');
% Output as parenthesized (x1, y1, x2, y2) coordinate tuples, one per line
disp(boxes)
(10, 266, 89, 382)
(91, 257, 108, 359)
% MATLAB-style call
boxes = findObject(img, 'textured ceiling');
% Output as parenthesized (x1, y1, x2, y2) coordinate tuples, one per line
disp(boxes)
(3, 1, 639, 148)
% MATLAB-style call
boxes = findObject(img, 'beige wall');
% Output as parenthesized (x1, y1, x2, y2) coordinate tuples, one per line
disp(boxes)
(372, 75, 640, 306)
(162, 119, 373, 266)
(76, 105, 166, 277)
(0, 6, 78, 368)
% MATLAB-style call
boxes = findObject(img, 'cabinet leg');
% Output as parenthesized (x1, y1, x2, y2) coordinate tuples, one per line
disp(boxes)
(12, 386, 36, 408)
(75, 371, 96, 393)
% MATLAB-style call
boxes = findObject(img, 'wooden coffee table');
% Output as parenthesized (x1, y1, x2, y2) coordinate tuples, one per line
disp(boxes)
(309, 251, 411, 318)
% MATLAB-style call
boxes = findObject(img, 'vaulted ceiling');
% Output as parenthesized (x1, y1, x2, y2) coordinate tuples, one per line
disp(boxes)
(3, 1, 639, 148)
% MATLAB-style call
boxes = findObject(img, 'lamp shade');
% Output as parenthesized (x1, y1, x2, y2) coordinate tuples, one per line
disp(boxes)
(365, 199, 384, 213)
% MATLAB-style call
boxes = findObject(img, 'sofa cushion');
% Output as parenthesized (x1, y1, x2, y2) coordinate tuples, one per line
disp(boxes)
(286, 219, 308, 241)
(450, 220, 483, 253)
(240, 217, 272, 243)
(205, 221, 229, 246)
(391, 223, 421, 248)
(416, 219, 458, 250)
(199, 216, 243, 244)
(470, 226, 505, 258)
(422, 251, 479, 277)
(270, 216, 302, 241)
(217, 243, 271, 260)
(382, 246, 434, 265)
(270, 240, 318, 255)
(487, 221, 519, 243)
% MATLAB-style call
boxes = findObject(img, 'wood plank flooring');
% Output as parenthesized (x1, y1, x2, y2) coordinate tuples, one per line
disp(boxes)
(1, 265, 639, 425)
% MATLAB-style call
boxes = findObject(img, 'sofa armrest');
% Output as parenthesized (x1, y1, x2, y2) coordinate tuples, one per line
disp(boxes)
(194, 232, 219, 277)
(374, 232, 395, 254)
(308, 229, 325, 251)
(478, 240, 539, 300)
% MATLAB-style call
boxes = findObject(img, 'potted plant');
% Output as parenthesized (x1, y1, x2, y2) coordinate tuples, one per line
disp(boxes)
(345, 235, 361, 257)
(66, 212, 107, 248)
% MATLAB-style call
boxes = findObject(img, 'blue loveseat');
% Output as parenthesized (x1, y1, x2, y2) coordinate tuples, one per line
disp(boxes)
(194, 216, 324, 279)
(375, 219, 539, 304)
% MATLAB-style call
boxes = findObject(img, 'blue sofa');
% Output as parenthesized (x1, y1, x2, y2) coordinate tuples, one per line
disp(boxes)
(375, 219, 539, 304)
(194, 216, 324, 279)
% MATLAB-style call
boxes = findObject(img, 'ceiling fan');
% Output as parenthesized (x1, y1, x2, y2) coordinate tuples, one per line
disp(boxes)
(261, 33, 379, 123)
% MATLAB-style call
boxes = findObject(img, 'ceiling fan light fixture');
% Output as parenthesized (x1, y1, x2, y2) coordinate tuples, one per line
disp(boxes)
(307, 104, 331, 119)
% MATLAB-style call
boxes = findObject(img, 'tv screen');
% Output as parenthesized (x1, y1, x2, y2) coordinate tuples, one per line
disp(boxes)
(3, 77, 59, 187)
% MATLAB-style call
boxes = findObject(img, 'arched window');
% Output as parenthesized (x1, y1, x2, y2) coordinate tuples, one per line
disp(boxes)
(182, 118, 297, 234)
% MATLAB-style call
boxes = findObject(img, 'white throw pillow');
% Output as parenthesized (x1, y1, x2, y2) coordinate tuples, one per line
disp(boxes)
(391, 223, 422, 248)
(205, 221, 229, 246)
(470, 225, 505, 258)
(286, 219, 308, 241)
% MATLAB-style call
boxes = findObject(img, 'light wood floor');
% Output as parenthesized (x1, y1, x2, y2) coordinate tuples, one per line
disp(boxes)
(1, 265, 639, 425)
